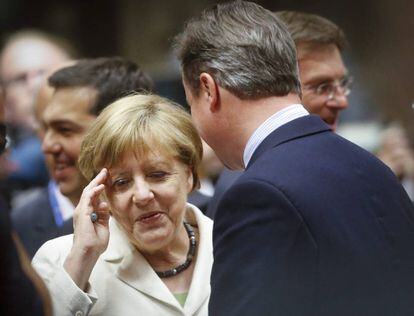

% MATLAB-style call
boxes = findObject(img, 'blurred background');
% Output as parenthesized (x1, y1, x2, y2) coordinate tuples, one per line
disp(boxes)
(0, 0, 413, 141)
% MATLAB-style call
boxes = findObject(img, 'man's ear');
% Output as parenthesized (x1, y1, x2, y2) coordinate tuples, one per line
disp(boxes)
(199, 72, 220, 112)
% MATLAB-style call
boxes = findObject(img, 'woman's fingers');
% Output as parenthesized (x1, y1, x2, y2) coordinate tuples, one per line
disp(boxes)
(89, 184, 106, 210)
(86, 168, 108, 188)
(90, 201, 110, 224)
(74, 168, 110, 224)
(97, 200, 109, 211)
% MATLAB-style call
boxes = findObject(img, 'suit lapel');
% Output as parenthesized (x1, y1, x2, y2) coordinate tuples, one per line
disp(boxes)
(34, 188, 58, 233)
(247, 115, 331, 168)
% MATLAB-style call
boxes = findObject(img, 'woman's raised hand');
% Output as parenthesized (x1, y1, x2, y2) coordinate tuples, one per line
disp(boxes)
(63, 168, 111, 291)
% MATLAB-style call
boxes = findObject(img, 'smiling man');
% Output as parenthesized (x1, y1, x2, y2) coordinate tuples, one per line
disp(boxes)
(276, 11, 350, 131)
(41, 57, 153, 207)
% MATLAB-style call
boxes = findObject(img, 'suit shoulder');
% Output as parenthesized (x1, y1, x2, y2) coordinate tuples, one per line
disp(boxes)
(33, 234, 73, 264)
(11, 188, 50, 220)
(218, 177, 298, 218)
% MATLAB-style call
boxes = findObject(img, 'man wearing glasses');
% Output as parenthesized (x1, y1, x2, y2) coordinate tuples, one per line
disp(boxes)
(207, 11, 354, 218)
(276, 11, 352, 132)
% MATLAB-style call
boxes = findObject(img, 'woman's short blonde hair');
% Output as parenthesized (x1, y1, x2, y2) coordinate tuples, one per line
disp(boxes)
(78, 94, 203, 190)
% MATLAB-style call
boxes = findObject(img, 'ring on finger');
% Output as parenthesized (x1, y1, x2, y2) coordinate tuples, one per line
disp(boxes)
(90, 212, 99, 223)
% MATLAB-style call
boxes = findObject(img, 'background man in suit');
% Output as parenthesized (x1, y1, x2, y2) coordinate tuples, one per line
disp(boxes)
(12, 57, 153, 257)
(11, 72, 74, 258)
(276, 10, 350, 132)
(206, 10, 353, 219)
(175, 1, 414, 315)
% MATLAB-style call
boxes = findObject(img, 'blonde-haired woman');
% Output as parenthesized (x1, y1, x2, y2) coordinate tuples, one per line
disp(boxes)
(33, 94, 213, 316)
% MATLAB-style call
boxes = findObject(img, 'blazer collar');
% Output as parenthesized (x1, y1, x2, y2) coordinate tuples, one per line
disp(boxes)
(101, 204, 212, 314)
(247, 114, 331, 168)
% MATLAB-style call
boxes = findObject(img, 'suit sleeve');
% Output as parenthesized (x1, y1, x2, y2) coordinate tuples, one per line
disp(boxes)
(209, 179, 318, 316)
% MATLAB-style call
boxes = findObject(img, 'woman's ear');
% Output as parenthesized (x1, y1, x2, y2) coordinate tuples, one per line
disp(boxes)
(199, 73, 220, 112)
(186, 167, 194, 194)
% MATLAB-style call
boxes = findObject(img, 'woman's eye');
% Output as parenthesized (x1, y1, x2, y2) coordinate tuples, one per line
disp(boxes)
(149, 171, 168, 180)
(113, 178, 130, 189)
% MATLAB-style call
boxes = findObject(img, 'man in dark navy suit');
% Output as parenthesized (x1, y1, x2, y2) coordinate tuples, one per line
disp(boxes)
(175, 1, 414, 315)
(206, 11, 353, 219)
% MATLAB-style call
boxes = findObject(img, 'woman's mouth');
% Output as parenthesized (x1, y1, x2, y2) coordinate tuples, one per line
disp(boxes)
(137, 212, 163, 224)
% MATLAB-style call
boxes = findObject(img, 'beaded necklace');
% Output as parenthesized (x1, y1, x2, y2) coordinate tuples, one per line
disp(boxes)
(155, 222, 197, 278)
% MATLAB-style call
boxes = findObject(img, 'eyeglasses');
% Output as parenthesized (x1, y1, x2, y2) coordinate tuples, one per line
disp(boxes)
(303, 75, 353, 101)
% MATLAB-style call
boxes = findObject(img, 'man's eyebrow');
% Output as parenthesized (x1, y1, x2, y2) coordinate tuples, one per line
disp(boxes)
(48, 119, 84, 130)
(304, 73, 349, 86)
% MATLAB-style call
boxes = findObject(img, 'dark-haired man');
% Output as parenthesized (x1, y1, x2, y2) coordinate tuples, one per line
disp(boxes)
(12, 57, 153, 257)
(42, 57, 152, 206)
(175, 1, 414, 315)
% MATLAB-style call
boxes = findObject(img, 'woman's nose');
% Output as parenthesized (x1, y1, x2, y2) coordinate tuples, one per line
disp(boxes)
(132, 180, 154, 205)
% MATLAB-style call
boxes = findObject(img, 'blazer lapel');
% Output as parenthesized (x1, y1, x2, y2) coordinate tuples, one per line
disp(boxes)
(184, 206, 212, 315)
(102, 218, 182, 310)
(116, 251, 181, 309)
(247, 115, 331, 168)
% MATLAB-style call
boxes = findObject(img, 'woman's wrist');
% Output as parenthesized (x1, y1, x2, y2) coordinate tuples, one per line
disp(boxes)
(63, 246, 101, 291)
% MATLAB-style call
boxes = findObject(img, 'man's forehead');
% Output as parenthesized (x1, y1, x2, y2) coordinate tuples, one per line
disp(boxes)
(297, 43, 347, 81)
(44, 86, 96, 119)
(297, 42, 343, 63)
(1, 39, 66, 74)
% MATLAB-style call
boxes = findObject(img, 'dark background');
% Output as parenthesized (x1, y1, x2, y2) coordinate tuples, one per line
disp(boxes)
(1, 0, 413, 139)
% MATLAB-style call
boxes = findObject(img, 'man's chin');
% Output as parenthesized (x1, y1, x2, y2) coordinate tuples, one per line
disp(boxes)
(56, 182, 71, 196)
(56, 180, 78, 198)
(324, 119, 337, 131)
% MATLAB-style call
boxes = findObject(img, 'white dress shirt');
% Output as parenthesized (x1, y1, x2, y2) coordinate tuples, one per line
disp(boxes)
(243, 104, 309, 167)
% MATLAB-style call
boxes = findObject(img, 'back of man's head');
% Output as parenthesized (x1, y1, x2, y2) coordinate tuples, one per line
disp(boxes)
(275, 11, 346, 51)
(48, 57, 154, 116)
(174, 0, 301, 100)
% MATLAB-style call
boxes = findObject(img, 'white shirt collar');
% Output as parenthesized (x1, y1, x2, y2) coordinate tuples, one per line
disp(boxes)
(53, 183, 75, 221)
(243, 104, 309, 167)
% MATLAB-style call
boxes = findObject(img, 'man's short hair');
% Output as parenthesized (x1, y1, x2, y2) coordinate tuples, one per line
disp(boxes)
(48, 57, 154, 115)
(275, 11, 347, 51)
(174, 0, 301, 99)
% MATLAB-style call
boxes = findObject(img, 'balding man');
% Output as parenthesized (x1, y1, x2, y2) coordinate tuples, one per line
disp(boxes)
(0, 30, 73, 203)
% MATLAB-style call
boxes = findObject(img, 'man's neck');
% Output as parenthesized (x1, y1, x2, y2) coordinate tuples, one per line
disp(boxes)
(230, 93, 302, 167)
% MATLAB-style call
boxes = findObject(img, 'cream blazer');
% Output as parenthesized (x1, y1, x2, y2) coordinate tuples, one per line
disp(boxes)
(32, 204, 213, 316)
